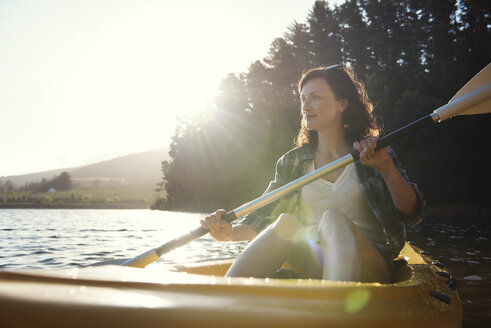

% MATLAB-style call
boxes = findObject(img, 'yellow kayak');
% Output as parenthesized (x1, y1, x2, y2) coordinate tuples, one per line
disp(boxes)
(0, 243, 462, 327)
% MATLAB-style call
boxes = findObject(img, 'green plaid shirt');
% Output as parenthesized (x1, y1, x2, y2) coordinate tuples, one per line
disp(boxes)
(238, 144, 426, 259)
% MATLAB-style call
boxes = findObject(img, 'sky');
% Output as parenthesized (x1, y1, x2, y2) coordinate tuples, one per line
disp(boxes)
(0, 0, 343, 177)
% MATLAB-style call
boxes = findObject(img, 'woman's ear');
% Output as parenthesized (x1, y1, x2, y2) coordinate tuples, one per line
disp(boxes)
(338, 99, 348, 112)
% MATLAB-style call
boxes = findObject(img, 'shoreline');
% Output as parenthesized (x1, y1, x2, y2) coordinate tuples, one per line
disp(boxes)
(0, 203, 148, 210)
(1, 203, 490, 218)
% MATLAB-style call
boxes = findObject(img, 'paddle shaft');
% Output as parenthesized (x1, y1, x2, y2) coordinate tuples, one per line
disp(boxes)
(121, 115, 435, 267)
(121, 73, 491, 268)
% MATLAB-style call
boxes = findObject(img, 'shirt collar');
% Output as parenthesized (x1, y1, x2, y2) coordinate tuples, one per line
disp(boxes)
(301, 144, 315, 161)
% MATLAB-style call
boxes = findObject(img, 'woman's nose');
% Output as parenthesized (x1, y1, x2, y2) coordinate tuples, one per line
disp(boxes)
(302, 99, 311, 111)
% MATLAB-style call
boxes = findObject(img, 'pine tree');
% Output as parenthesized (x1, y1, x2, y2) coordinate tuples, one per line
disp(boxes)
(308, 1, 343, 67)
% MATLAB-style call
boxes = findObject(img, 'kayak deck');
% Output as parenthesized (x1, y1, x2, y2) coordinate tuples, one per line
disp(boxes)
(0, 243, 462, 327)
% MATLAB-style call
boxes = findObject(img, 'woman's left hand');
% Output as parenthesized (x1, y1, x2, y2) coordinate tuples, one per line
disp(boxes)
(353, 137, 392, 172)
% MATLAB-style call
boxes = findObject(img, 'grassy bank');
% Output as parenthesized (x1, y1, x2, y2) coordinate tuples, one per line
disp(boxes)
(0, 185, 163, 209)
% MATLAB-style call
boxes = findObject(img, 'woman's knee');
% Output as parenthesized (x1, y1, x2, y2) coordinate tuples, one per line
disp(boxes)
(270, 213, 304, 241)
(319, 209, 350, 229)
(318, 209, 354, 240)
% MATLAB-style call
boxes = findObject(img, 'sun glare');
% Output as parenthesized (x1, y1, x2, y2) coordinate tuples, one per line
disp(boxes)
(0, 0, 316, 176)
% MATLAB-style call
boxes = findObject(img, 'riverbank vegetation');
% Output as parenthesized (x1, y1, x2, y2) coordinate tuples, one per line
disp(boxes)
(0, 149, 168, 209)
(0, 185, 161, 209)
(154, 0, 490, 213)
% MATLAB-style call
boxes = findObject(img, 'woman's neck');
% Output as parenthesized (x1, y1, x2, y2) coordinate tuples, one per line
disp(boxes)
(316, 125, 350, 157)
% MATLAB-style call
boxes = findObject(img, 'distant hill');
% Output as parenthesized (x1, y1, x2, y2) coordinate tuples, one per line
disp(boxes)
(1, 148, 170, 187)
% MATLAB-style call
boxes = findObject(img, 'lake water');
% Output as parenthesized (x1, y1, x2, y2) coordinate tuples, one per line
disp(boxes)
(0, 209, 248, 271)
(0, 209, 489, 327)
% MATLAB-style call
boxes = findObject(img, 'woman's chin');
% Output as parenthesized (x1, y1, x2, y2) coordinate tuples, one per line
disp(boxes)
(305, 124, 318, 131)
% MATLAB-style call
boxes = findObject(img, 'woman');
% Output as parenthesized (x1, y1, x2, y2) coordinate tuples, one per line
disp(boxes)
(200, 64, 425, 283)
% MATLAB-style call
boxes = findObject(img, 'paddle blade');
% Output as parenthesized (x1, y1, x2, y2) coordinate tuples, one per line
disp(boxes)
(451, 63, 491, 116)
(433, 64, 491, 121)
(121, 248, 160, 268)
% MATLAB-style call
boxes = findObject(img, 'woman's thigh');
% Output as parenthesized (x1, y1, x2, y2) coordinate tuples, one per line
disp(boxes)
(318, 209, 390, 283)
(226, 213, 321, 278)
(351, 226, 391, 283)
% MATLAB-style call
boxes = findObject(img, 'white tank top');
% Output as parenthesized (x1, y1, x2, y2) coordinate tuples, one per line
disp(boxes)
(298, 162, 385, 244)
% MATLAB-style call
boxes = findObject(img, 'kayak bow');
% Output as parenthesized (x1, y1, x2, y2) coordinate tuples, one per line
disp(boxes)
(0, 243, 462, 328)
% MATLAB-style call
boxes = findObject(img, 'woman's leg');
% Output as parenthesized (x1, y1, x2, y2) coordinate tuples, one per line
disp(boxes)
(318, 209, 390, 283)
(226, 213, 321, 278)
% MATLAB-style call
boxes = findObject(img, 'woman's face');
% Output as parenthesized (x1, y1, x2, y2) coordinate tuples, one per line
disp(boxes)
(300, 78, 347, 132)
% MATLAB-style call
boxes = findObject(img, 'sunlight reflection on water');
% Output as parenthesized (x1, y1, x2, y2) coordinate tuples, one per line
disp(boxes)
(0, 209, 246, 271)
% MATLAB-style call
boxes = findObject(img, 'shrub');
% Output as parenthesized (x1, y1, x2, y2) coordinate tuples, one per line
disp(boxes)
(80, 194, 92, 202)
(105, 196, 121, 204)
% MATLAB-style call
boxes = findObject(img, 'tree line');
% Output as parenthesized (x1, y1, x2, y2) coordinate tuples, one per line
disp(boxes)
(154, 0, 490, 212)
(0, 172, 73, 193)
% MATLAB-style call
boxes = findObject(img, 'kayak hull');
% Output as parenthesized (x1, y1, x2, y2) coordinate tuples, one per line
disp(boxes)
(0, 243, 462, 327)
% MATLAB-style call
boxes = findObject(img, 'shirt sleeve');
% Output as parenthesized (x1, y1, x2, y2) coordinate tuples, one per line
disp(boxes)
(237, 152, 296, 233)
(386, 147, 426, 225)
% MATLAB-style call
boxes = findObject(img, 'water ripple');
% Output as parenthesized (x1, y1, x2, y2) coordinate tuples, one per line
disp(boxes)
(32, 250, 51, 255)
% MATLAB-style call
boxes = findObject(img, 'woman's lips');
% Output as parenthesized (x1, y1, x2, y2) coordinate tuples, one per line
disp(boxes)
(304, 114, 317, 120)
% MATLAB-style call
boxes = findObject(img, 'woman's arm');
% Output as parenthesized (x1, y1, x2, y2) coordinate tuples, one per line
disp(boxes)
(353, 138, 419, 217)
(229, 224, 258, 241)
(200, 209, 258, 241)
(377, 159, 419, 217)
(201, 148, 302, 241)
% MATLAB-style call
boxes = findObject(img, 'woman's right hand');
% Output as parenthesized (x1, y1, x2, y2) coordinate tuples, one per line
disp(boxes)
(200, 209, 233, 241)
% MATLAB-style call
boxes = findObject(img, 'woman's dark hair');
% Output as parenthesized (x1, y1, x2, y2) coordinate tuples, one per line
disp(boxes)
(294, 64, 379, 147)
